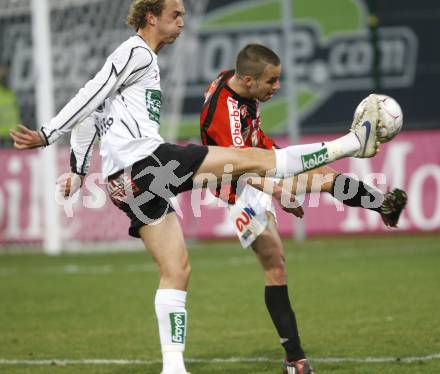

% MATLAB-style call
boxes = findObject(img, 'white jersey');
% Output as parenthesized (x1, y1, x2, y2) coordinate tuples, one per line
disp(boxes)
(41, 35, 165, 178)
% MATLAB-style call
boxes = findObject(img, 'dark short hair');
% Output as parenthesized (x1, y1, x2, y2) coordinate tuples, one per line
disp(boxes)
(236, 44, 281, 79)
(126, 0, 166, 31)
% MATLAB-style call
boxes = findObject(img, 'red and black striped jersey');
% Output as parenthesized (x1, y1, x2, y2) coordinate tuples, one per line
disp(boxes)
(200, 70, 277, 203)
(200, 70, 277, 150)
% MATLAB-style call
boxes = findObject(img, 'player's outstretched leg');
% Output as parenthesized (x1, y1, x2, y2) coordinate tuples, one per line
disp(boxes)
(284, 166, 407, 227)
(378, 188, 408, 227)
(351, 94, 380, 158)
(195, 95, 380, 182)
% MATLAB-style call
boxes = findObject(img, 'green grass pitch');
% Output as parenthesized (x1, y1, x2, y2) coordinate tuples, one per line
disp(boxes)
(1, 234, 439, 373)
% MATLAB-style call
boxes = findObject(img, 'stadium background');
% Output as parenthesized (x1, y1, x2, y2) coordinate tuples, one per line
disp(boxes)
(0, 0, 439, 249)
(0, 1, 439, 373)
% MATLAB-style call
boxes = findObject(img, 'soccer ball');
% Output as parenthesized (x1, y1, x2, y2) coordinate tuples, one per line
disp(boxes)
(354, 94, 403, 143)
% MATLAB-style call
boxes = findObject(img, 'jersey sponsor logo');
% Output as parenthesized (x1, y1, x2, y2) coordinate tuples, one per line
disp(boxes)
(170, 312, 186, 344)
(301, 148, 330, 171)
(235, 206, 257, 232)
(227, 97, 244, 146)
(145, 89, 162, 126)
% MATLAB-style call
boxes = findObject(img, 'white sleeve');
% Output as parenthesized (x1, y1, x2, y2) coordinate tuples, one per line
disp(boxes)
(70, 115, 98, 175)
(40, 46, 153, 145)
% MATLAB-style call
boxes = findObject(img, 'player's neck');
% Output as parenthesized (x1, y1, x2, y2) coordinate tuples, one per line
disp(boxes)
(228, 75, 251, 99)
(137, 29, 163, 53)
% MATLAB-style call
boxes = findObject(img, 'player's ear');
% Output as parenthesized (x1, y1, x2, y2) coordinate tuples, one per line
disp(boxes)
(145, 11, 157, 26)
(242, 75, 254, 88)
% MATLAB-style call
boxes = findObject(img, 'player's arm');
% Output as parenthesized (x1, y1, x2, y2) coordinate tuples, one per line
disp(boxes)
(58, 115, 99, 197)
(70, 115, 98, 177)
(11, 48, 152, 149)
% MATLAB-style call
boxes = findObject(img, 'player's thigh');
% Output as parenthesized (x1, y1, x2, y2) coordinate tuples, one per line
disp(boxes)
(194, 146, 275, 181)
(251, 213, 285, 270)
(139, 212, 190, 277)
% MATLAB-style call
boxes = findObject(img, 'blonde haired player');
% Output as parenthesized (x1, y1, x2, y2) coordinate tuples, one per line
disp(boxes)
(11, 1, 386, 373)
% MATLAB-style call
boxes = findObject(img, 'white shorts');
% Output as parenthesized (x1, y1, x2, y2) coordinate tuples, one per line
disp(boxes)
(228, 184, 277, 248)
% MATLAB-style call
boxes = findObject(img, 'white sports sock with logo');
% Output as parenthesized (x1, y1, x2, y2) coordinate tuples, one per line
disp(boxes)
(155, 289, 188, 374)
(274, 133, 360, 178)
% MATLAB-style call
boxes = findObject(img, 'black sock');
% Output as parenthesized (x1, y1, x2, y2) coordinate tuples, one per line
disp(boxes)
(265, 285, 305, 361)
(331, 174, 383, 212)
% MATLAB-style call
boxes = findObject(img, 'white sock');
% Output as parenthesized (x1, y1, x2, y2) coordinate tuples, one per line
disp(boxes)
(274, 133, 360, 177)
(325, 132, 361, 160)
(155, 289, 188, 373)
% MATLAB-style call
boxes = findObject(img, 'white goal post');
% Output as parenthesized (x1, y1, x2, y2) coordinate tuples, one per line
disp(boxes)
(31, 0, 60, 255)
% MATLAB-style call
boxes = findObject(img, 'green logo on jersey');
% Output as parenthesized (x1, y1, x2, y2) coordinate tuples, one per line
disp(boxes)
(145, 89, 161, 126)
(170, 312, 186, 344)
(301, 148, 330, 171)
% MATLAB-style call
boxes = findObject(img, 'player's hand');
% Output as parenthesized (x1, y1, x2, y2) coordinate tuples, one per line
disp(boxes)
(280, 198, 304, 218)
(273, 183, 304, 218)
(282, 204, 304, 218)
(56, 172, 84, 198)
(10, 125, 47, 149)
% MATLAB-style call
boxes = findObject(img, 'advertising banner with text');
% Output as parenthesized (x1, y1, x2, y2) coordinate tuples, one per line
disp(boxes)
(1, 0, 438, 136)
(1, 130, 439, 248)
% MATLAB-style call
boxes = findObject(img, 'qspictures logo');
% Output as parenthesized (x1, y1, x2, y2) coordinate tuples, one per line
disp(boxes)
(170, 312, 187, 344)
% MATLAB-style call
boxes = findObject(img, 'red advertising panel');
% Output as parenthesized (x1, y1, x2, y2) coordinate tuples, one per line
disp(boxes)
(1, 130, 439, 247)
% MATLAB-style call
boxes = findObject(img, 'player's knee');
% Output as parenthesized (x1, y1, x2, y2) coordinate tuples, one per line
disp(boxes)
(173, 259, 191, 281)
(265, 265, 287, 285)
(233, 147, 268, 176)
(160, 257, 191, 284)
(182, 260, 191, 279)
(275, 265, 287, 282)
(269, 260, 287, 283)
(257, 250, 287, 284)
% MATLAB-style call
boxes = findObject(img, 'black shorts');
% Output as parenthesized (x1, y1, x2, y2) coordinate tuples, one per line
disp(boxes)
(107, 143, 209, 238)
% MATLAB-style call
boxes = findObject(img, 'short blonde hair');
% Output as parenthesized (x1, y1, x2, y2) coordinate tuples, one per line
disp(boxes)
(126, 0, 166, 31)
